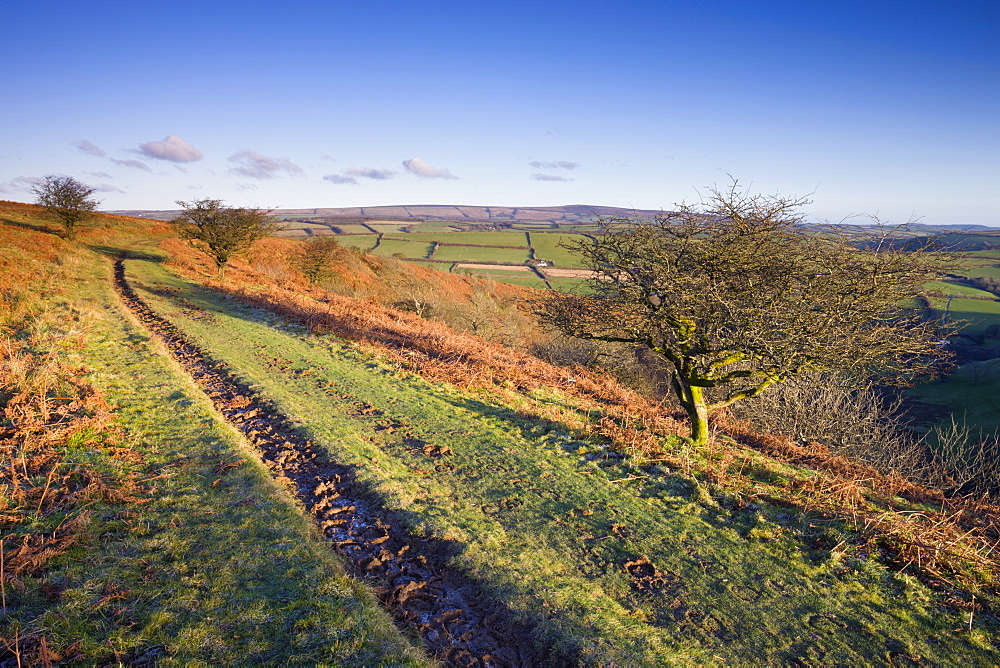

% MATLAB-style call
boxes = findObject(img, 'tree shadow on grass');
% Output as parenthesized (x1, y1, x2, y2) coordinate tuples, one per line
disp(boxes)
(1, 216, 61, 236)
(86, 243, 164, 262)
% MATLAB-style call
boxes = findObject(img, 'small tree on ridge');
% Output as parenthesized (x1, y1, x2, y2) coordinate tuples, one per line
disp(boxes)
(172, 198, 280, 278)
(32, 175, 100, 240)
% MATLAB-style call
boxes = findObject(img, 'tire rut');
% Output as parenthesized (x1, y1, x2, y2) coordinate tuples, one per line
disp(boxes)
(112, 258, 567, 667)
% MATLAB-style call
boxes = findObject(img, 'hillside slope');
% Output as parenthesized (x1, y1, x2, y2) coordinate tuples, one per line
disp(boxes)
(2, 201, 1000, 664)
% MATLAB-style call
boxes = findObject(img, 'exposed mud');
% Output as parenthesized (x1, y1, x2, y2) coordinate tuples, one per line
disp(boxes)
(112, 258, 567, 667)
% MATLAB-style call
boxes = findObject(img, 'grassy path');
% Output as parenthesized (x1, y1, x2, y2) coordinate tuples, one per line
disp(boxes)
(122, 252, 1000, 665)
(113, 256, 549, 665)
(0, 233, 421, 664)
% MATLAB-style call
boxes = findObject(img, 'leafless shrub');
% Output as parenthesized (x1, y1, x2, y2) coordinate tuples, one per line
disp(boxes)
(728, 372, 932, 478)
(730, 371, 1000, 500)
(927, 415, 1000, 499)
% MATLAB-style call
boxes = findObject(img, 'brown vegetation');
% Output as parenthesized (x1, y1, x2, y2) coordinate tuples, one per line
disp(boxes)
(161, 228, 1000, 590)
(0, 208, 152, 662)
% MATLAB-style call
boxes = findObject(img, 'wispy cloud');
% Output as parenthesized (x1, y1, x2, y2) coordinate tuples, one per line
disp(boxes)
(85, 171, 114, 179)
(94, 183, 126, 193)
(75, 140, 106, 158)
(530, 173, 572, 182)
(402, 158, 457, 179)
(0, 176, 44, 194)
(235, 182, 259, 192)
(345, 167, 397, 180)
(529, 160, 578, 170)
(113, 158, 152, 172)
(228, 150, 304, 179)
(323, 174, 358, 185)
(139, 134, 203, 162)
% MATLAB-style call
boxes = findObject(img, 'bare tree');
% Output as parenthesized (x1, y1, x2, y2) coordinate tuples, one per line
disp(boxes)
(31, 175, 100, 240)
(536, 181, 954, 444)
(172, 199, 280, 278)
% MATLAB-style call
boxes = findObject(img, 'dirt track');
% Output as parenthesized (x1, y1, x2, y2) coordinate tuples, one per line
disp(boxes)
(113, 257, 566, 667)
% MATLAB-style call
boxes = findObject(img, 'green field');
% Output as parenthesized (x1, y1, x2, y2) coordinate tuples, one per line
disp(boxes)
(930, 296, 1000, 334)
(406, 224, 462, 233)
(372, 238, 434, 259)
(924, 280, 998, 298)
(911, 358, 1000, 435)
(546, 277, 590, 293)
(458, 268, 547, 289)
(401, 231, 530, 247)
(433, 245, 531, 263)
(328, 223, 373, 234)
(282, 221, 334, 231)
(369, 223, 412, 234)
(337, 234, 379, 251)
(529, 233, 590, 267)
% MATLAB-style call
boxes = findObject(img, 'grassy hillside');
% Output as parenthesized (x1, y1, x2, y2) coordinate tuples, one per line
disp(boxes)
(3, 201, 1000, 664)
(0, 203, 422, 665)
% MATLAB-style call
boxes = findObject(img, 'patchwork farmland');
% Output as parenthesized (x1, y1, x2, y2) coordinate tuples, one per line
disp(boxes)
(115, 204, 648, 291)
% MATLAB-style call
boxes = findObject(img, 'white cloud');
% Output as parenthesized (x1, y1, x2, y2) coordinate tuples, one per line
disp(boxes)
(0, 176, 44, 194)
(402, 158, 457, 179)
(345, 167, 397, 180)
(530, 160, 579, 170)
(228, 150, 304, 179)
(530, 173, 572, 182)
(75, 140, 106, 157)
(323, 174, 358, 185)
(139, 134, 203, 162)
(94, 183, 126, 193)
(113, 158, 152, 172)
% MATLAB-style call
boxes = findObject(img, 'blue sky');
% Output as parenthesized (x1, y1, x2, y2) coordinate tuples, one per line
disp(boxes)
(2, 0, 997, 224)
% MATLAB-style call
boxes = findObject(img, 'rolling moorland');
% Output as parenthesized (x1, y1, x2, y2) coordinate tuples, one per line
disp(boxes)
(3, 199, 1000, 665)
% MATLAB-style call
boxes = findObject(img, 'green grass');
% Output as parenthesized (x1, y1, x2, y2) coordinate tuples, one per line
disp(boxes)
(432, 245, 531, 263)
(1, 241, 421, 664)
(368, 224, 411, 234)
(930, 296, 1000, 334)
(545, 277, 590, 293)
(371, 238, 434, 259)
(528, 233, 590, 267)
(961, 264, 1000, 280)
(924, 280, 998, 298)
(402, 231, 530, 247)
(910, 358, 1000, 435)
(281, 222, 334, 231)
(117, 255, 1000, 665)
(328, 224, 373, 235)
(337, 234, 379, 251)
(403, 224, 462, 233)
(459, 271, 548, 289)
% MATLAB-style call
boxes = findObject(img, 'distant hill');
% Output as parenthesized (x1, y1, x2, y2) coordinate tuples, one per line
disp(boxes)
(109, 204, 997, 232)
(110, 204, 666, 225)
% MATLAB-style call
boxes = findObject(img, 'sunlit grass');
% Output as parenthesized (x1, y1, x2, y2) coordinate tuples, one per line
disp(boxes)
(122, 254, 1000, 665)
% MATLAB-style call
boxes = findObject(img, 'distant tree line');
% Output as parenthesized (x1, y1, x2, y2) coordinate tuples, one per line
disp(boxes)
(969, 276, 1000, 298)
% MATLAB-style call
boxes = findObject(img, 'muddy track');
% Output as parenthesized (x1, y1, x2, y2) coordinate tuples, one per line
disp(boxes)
(112, 258, 568, 667)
